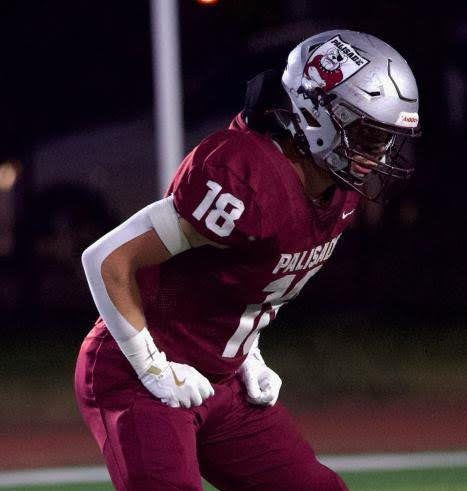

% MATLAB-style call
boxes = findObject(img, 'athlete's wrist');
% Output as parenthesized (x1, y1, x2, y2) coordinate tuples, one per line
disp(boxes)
(117, 327, 169, 378)
(243, 344, 265, 367)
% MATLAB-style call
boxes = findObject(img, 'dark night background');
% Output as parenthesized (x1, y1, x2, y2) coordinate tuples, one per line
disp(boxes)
(0, 0, 467, 457)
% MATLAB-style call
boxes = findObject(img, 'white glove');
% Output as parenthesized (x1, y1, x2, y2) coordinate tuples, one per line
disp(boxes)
(239, 345, 282, 406)
(140, 361, 214, 408)
(118, 328, 215, 408)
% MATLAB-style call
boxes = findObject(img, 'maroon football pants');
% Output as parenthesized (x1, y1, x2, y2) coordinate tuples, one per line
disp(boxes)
(75, 327, 348, 491)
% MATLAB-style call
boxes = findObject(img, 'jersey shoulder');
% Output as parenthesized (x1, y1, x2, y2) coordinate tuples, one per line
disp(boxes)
(169, 128, 275, 246)
(190, 127, 274, 188)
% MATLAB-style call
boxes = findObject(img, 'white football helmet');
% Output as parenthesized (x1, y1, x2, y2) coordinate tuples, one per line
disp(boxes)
(280, 30, 421, 200)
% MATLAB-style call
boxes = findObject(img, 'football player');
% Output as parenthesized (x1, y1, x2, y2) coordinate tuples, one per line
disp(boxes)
(75, 30, 420, 491)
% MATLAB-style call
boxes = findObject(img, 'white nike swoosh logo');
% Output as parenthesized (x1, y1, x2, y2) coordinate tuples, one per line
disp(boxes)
(342, 209, 355, 219)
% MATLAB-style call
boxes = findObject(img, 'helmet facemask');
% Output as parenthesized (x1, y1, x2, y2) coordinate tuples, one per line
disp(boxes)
(330, 109, 418, 202)
(284, 86, 420, 202)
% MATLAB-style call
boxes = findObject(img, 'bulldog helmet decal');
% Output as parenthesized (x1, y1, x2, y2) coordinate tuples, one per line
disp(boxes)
(303, 35, 370, 92)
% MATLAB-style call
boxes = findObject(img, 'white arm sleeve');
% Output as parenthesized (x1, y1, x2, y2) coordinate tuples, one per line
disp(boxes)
(81, 195, 190, 343)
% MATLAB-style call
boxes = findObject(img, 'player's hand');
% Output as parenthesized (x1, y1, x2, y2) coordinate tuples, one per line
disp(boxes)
(117, 328, 215, 409)
(140, 361, 215, 408)
(240, 347, 282, 406)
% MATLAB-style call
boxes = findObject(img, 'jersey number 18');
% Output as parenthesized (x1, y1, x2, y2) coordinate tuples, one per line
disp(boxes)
(192, 180, 245, 237)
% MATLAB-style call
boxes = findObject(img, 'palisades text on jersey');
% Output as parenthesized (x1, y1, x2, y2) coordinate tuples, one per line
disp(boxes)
(272, 234, 342, 274)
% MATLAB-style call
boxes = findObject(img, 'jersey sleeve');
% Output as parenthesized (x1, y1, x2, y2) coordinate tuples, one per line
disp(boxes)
(170, 131, 263, 247)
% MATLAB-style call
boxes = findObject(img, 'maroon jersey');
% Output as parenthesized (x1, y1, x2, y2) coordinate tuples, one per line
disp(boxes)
(136, 114, 360, 381)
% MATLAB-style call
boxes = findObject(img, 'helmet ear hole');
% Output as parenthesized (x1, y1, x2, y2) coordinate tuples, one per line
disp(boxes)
(299, 108, 320, 127)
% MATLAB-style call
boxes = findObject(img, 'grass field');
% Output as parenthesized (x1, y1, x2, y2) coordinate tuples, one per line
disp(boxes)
(1, 466, 467, 491)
